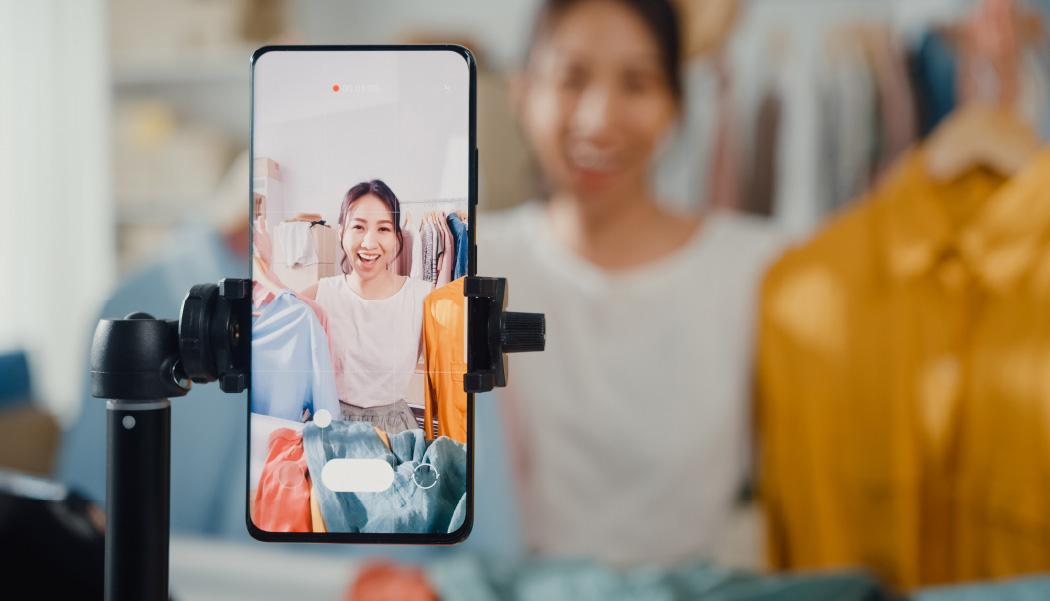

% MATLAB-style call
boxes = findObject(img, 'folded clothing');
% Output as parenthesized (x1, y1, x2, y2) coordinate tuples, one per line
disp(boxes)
(254, 428, 312, 533)
(424, 555, 890, 601)
(302, 420, 466, 534)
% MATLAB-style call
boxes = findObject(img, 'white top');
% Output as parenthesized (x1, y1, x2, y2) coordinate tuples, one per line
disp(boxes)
(315, 275, 433, 408)
(477, 202, 787, 567)
(275, 221, 319, 268)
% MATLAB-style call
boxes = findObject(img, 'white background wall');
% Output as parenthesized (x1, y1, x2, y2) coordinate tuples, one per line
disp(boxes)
(253, 50, 470, 225)
(0, 0, 112, 420)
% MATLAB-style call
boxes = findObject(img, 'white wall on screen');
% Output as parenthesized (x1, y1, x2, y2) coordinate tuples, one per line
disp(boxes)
(253, 50, 470, 229)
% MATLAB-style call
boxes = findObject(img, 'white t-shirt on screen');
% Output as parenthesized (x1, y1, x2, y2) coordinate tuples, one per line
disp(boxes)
(315, 274, 432, 408)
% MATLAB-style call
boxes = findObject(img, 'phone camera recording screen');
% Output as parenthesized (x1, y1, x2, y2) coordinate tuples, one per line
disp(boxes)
(249, 48, 473, 541)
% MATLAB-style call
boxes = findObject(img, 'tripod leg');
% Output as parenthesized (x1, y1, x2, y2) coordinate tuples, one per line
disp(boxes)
(106, 399, 170, 601)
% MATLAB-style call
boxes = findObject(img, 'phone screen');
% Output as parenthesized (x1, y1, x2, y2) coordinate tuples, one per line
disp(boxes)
(248, 47, 475, 543)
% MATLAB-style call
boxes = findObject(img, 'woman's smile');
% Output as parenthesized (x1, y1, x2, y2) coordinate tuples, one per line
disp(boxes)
(356, 250, 382, 269)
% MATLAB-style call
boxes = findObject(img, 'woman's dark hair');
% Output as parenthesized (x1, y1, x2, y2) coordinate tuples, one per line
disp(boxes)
(337, 179, 403, 273)
(525, 0, 683, 105)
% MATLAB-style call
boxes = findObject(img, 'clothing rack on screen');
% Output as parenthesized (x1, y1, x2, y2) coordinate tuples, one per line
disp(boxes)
(397, 198, 469, 287)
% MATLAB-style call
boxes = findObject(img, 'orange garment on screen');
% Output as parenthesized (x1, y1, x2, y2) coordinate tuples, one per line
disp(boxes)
(422, 277, 468, 444)
(254, 428, 312, 533)
(758, 148, 1050, 590)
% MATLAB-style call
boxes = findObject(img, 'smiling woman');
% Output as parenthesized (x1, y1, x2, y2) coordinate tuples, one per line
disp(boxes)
(303, 179, 433, 433)
(477, 0, 787, 567)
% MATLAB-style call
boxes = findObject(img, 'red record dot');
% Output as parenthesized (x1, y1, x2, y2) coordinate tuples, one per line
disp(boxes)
(332, 85, 339, 92)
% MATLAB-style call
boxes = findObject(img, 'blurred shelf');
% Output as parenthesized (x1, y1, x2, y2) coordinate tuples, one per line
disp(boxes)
(116, 195, 207, 224)
(112, 45, 255, 87)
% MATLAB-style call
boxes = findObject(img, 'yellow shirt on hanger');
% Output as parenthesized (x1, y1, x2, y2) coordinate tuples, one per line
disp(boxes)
(422, 277, 468, 444)
(758, 149, 1050, 590)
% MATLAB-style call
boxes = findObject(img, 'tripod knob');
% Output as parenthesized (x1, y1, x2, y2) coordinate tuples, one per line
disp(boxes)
(500, 312, 545, 353)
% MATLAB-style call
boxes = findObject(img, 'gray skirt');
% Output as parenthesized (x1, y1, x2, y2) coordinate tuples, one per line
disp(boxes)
(339, 399, 417, 435)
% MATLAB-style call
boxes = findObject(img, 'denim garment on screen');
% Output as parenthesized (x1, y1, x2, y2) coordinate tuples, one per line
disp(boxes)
(251, 290, 341, 422)
(447, 213, 469, 280)
(302, 420, 466, 534)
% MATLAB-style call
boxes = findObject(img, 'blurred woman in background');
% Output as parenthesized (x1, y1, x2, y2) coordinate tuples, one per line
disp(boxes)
(477, 0, 785, 567)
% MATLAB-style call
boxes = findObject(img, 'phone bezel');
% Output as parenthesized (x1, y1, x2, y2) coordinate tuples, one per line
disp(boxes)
(246, 44, 477, 545)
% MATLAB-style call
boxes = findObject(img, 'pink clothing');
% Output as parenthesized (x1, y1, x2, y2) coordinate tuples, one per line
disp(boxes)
(253, 284, 330, 334)
(254, 428, 312, 533)
(435, 216, 454, 288)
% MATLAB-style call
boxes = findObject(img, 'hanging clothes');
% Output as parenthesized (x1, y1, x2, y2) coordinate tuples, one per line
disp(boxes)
(410, 218, 425, 281)
(432, 217, 444, 284)
(423, 276, 467, 444)
(447, 213, 469, 280)
(421, 220, 435, 284)
(744, 86, 780, 216)
(389, 218, 415, 277)
(436, 213, 455, 288)
(706, 64, 743, 211)
(864, 27, 919, 178)
(251, 291, 341, 422)
(758, 149, 1050, 589)
(820, 30, 876, 212)
(275, 221, 319, 268)
(253, 428, 312, 533)
(914, 29, 959, 136)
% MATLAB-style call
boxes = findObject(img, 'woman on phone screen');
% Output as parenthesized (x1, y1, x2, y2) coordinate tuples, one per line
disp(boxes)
(305, 179, 432, 434)
(477, 0, 785, 567)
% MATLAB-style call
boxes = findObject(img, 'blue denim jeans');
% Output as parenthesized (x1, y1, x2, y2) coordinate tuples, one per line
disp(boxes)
(303, 420, 466, 533)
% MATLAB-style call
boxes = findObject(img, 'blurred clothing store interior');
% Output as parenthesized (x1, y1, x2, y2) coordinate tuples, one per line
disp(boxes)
(3, 0, 1050, 599)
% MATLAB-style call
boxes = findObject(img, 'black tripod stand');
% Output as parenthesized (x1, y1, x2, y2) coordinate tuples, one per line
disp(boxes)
(90, 276, 543, 601)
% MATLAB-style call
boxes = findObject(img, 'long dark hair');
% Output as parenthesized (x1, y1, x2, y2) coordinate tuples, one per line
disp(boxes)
(337, 179, 403, 273)
(525, 0, 683, 105)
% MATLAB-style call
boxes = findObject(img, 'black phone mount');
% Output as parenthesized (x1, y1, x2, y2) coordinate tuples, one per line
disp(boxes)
(464, 276, 546, 392)
(90, 276, 543, 601)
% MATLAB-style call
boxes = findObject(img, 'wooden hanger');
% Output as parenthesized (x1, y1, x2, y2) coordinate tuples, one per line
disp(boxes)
(925, 103, 1039, 181)
(925, 0, 1040, 181)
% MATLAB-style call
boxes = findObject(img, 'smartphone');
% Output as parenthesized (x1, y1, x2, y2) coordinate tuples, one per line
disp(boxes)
(247, 46, 476, 543)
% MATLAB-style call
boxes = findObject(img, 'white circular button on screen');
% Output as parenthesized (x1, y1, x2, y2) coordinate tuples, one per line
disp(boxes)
(412, 463, 439, 489)
(122, 416, 135, 429)
(314, 409, 332, 428)
(321, 459, 394, 492)
(277, 461, 305, 488)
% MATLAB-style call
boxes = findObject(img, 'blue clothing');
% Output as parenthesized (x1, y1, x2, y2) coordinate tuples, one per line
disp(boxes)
(58, 222, 250, 537)
(915, 576, 1050, 601)
(0, 350, 32, 409)
(447, 213, 470, 280)
(915, 30, 957, 136)
(425, 555, 889, 601)
(251, 291, 340, 422)
(302, 420, 466, 534)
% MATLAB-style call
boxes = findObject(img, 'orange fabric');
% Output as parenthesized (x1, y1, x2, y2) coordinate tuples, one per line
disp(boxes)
(310, 482, 326, 533)
(253, 428, 312, 533)
(345, 562, 439, 601)
(758, 148, 1050, 589)
(373, 426, 391, 450)
(423, 277, 468, 443)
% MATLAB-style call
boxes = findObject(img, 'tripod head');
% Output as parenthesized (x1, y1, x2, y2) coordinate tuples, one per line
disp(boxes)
(90, 279, 251, 401)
